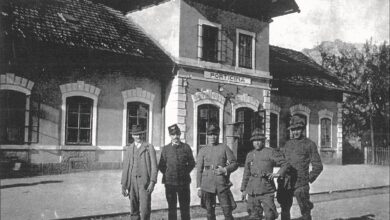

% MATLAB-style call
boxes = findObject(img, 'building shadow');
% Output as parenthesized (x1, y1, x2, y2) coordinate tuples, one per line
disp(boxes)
(0, 180, 63, 189)
(332, 214, 375, 220)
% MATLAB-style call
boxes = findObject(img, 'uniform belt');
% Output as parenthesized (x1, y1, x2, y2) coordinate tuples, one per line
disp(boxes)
(251, 173, 267, 178)
(204, 165, 215, 170)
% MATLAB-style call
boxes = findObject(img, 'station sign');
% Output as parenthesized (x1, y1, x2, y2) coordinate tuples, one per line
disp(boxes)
(204, 71, 251, 85)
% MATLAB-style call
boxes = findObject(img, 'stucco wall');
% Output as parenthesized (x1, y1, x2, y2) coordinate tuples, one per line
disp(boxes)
(127, 0, 180, 58)
(271, 93, 341, 164)
(180, 0, 269, 72)
(1, 68, 163, 166)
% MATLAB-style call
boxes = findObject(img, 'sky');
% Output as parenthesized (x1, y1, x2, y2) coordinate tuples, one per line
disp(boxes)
(270, 0, 390, 51)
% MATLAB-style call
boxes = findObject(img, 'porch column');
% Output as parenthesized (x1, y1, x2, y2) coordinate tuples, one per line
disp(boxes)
(263, 89, 271, 148)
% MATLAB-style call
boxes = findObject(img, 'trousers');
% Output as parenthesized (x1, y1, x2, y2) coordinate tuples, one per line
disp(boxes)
(129, 175, 151, 220)
(277, 184, 313, 220)
(165, 184, 191, 220)
(247, 193, 277, 220)
(201, 190, 236, 220)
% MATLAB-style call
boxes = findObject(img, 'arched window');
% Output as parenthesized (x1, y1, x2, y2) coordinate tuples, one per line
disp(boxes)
(60, 81, 100, 146)
(320, 118, 331, 148)
(65, 96, 93, 145)
(290, 104, 311, 138)
(197, 104, 219, 151)
(121, 88, 155, 146)
(0, 73, 35, 145)
(318, 109, 333, 148)
(127, 102, 149, 144)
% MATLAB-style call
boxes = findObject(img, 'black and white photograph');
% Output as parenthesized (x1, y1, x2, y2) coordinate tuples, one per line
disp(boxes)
(0, 0, 389, 219)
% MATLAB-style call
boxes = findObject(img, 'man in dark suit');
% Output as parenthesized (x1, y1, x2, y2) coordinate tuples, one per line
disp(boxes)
(241, 128, 290, 220)
(121, 125, 158, 220)
(158, 124, 195, 220)
(277, 115, 323, 220)
(196, 123, 238, 220)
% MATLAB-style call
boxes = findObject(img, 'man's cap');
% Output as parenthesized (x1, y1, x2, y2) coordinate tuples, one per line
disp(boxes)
(206, 123, 220, 135)
(288, 115, 306, 130)
(131, 124, 144, 135)
(250, 128, 266, 141)
(168, 124, 181, 135)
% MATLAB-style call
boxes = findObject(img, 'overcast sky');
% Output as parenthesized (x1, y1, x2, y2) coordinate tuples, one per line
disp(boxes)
(270, 0, 390, 51)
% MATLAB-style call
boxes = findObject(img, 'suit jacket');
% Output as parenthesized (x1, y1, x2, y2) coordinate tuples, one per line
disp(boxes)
(121, 142, 158, 190)
(240, 147, 290, 195)
(280, 137, 323, 189)
(196, 143, 238, 193)
(158, 142, 195, 185)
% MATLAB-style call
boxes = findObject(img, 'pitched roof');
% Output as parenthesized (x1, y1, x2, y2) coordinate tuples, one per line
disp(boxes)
(1, 0, 172, 62)
(269, 45, 357, 93)
(93, 0, 300, 19)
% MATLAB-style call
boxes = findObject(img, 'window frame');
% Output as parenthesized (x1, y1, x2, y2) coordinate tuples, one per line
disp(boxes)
(236, 29, 256, 70)
(126, 101, 150, 145)
(0, 73, 35, 146)
(318, 109, 334, 149)
(290, 104, 311, 138)
(65, 96, 93, 145)
(121, 88, 155, 147)
(270, 111, 280, 148)
(61, 91, 98, 146)
(319, 117, 332, 148)
(192, 90, 225, 155)
(198, 19, 222, 63)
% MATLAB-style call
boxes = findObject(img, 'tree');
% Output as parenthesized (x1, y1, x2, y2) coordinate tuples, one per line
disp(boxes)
(306, 40, 389, 147)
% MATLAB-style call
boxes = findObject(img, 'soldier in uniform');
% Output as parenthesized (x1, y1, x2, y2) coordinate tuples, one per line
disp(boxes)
(121, 125, 158, 220)
(277, 115, 323, 220)
(240, 128, 290, 220)
(158, 124, 195, 220)
(196, 123, 239, 220)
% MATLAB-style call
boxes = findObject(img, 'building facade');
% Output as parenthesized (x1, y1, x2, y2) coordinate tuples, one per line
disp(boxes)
(0, 0, 173, 175)
(127, 0, 300, 164)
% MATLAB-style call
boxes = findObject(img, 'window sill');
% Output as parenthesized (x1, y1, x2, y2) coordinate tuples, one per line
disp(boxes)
(61, 145, 97, 151)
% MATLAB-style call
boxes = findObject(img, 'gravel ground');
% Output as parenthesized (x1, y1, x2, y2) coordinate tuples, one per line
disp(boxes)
(0, 164, 389, 220)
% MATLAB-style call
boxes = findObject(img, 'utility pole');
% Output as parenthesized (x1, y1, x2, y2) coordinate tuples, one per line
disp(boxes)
(367, 80, 375, 164)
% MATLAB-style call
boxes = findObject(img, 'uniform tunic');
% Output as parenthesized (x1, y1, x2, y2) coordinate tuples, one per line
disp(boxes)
(241, 147, 289, 195)
(277, 137, 323, 220)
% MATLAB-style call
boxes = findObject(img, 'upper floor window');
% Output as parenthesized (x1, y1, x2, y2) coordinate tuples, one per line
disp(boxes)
(127, 102, 149, 144)
(236, 29, 255, 69)
(198, 20, 221, 63)
(65, 96, 93, 145)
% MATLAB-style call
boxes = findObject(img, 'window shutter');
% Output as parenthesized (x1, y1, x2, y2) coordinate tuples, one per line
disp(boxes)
(27, 94, 40, 144)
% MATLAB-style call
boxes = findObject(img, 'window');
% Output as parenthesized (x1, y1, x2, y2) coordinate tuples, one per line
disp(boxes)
(198, 20, 221, 63)
(270, 112, 278, 148)
(320, 118, 331, 148)
(236, 107, 257, 164)
(65, 96, 93, 145)
(197, 104, 219, 151)
(127, 102, 149, 144)
(236, 29, 255, 69)
(202, 25, 219, 62)
(0, 90, 26, 144)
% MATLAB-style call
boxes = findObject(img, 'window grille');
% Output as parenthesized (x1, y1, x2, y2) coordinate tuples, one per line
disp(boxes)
(197, 104, 219, 151)
(238, 33, 253, 68)
(198, 24, 222, 63)
(320, 118, 331, 148)
(65, 96, 93, 145)
(127, 102, 149, 144)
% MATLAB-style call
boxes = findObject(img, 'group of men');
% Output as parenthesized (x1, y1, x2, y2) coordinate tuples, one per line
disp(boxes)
(121, 115, 323, 220)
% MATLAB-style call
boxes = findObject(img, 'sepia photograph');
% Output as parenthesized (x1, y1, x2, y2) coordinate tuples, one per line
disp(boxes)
(0, 0, 389, 219)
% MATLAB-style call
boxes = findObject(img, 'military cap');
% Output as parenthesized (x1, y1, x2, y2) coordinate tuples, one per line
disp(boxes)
(131, 124, 144, 135)
(288, 115, 306, 130)
(206, 123, 220, 135)
(168, 124, 181, 135)
(250, 128, 266, 141)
